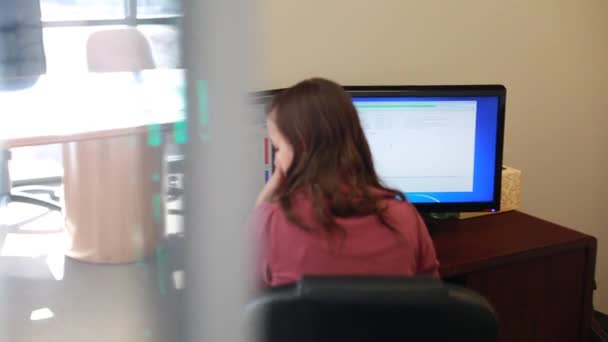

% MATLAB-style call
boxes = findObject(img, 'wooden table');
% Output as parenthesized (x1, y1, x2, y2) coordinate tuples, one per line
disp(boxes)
(1, 69, 185, 263)
(431, 211, 596, 342)
(0, 70, 184, 147)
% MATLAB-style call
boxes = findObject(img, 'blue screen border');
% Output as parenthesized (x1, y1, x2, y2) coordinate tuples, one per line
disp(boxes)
(345, 85, 506, 213)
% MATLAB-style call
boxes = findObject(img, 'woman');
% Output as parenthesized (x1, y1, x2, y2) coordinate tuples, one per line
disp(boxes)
(253, 78, 439, 287)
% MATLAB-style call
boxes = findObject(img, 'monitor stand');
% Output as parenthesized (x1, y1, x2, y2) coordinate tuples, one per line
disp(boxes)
(421, 212, 458, 234)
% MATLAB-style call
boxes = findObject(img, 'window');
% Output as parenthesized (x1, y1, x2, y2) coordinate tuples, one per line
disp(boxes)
(41, 0, 182, 74)
(137, 0, 181, 18)
(41, 0, 125, 21)
(138, 25, 181, 68)
(43, 26, 125, 74)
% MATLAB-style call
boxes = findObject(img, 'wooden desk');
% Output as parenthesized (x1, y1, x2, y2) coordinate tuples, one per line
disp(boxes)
(432, 211, 596, 342)
(1, 70, 185, 263)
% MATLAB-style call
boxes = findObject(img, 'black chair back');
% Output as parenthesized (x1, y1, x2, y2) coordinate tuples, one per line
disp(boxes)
(246, 276, 498, 342)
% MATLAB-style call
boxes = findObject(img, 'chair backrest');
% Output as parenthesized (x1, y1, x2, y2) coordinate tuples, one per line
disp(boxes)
(246, 276, 498, 342)
(86, 28, 155, 73)
(0, 0, 46, 89)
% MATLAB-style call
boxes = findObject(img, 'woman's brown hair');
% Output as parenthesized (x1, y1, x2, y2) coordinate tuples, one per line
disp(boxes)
(269, 78, 406, 236)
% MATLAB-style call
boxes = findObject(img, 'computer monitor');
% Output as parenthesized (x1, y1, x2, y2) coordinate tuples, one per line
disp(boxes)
(346, 85, 505, 212)
(254, 84, 506, 213)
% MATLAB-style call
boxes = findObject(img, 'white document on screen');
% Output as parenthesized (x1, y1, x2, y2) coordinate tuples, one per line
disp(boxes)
(357, 100, 477, 193)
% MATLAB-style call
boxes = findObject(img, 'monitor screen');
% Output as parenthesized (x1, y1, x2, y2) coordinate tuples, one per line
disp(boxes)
(347, 85, 505, 212)
(255, 85, 506, 213)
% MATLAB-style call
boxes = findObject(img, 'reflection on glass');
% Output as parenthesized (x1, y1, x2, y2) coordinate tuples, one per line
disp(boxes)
(0, 68, 185, 341)
(30, 308, 55, 321)
(3, 0, 184, 339)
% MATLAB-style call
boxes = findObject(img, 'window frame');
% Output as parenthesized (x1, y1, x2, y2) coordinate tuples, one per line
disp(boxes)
(40, 0, 182, 28)
(40, 0, 183, 71)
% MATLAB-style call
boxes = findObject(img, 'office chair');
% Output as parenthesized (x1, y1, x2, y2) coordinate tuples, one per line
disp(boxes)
(0, 0, 61, 211)
(86, 27, 155, 73)
(246, 276, 499, 342)
(1, 149, 61, 210)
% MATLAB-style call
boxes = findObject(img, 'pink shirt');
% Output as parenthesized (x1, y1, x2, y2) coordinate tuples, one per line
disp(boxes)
(251, 193, 440, 287)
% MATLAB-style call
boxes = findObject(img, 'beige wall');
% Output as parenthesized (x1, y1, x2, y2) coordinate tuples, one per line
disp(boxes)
(258, 0, 608, 311)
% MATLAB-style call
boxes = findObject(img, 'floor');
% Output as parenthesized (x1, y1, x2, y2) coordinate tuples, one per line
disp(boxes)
(0, 199, 184, 342)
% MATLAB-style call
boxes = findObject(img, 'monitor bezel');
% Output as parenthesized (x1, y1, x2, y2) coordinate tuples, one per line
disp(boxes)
(254, 84, 506, 213)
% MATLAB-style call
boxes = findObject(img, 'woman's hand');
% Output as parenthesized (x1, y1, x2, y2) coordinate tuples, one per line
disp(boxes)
(256, 167, 285, 206)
